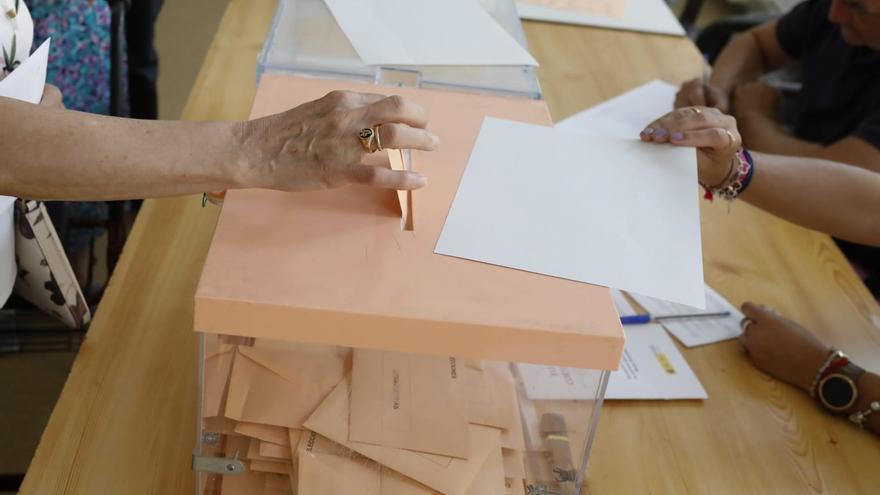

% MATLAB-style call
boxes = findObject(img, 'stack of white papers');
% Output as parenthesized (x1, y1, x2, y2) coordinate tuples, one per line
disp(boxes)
(516, 324, 707, 400)
(322, 0, 538, 66)
(435, 116, 705, 308)
(628, 285, 744, 347)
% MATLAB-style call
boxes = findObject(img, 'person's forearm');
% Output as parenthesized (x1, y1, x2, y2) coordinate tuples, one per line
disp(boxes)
(740, 152, 880, 246)
(709, 31, 771, 95)
(0, 97, 252, 200)
(737, 112, 824, 156)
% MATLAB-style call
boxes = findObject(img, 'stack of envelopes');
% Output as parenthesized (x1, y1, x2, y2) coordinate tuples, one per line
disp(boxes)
(202, 337, 536, 495)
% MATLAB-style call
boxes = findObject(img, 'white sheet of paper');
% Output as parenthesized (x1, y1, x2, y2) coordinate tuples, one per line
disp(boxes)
(612, 289, 638, 317)
(322, 0, 538, 66)
(0, 38, 50, 104)
(628, 285, 744, 347)
(516, 0, 685, 36)
(557, 80, 678, 139)
(515, 324, 707, 400)
(435, 117, 705, 308)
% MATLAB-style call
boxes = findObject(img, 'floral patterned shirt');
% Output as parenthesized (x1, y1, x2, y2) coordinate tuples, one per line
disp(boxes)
(0, 0, 33, 80)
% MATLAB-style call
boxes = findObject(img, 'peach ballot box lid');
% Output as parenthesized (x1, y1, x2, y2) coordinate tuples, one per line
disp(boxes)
(194, 73, 624, 370)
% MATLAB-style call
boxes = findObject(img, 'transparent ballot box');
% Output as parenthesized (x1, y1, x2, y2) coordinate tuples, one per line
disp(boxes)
(257, 0, 541, 99)
(192, 74, 624, 495)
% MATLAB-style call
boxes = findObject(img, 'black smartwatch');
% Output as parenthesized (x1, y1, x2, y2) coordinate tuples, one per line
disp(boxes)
(818, 362, 866, 412)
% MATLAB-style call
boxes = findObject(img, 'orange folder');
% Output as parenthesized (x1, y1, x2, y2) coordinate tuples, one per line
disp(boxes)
(194, 74, 624, 370)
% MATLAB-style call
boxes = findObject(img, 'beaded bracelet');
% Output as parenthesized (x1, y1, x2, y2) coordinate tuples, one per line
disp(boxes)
(701, 148, 754, 202)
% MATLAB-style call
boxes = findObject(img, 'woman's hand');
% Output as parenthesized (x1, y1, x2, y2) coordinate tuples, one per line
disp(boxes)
(739, 302, 831, 393)
(238, 90, 439, 192)
(674, 77, 731, 114)
(639, 106, 742, 187)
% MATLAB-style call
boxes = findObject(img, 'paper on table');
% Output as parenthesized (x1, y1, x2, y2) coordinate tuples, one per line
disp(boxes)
(322, 0, 537, 66)
(0, 38, 50, 104)
(516, 324, 706, 400)
(303, 379, 500, 495)
(628, 285, 744, 347)
(349, 350, 470, 458)
(435, 117, 705, 308)
(519, 0, 626, 20)
(612, 289, 638, 317)
(557, 80, 678, 139)
(516, 0, 685, 36)
(224, 342, 349, 428)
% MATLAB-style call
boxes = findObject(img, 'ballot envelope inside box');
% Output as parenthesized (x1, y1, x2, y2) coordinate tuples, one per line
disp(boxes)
(192, 74, 624, 495)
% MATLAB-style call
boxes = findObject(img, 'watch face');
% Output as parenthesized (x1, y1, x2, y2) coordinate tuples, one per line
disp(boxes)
(820, 374, 857, 411)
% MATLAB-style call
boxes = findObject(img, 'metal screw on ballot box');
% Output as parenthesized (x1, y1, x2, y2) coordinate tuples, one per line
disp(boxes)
(192, 449, 246, 476)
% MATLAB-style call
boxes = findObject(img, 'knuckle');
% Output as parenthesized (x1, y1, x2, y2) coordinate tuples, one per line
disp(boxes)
(387, 95, 407, 113)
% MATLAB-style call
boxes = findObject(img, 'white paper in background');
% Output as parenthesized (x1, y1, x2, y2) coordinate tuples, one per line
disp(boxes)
(435, 117, 705, 308)
(322, 0, 538, 66)
(557, 80, 678, 139)
(515, 324, 707, 400)
(516, 0, 685, 36)
(628, 285, 744, 347)
(0, 38, 50, 104)
(612, 289, 638, 317)
(0, 39, 51, 308)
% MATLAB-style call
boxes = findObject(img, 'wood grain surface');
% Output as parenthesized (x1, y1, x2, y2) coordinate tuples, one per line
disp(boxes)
(20, 2, 880, 494)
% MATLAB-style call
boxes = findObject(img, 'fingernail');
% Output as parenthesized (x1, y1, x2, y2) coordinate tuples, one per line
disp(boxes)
(671, 132, 684, 141)
(654, 128, 668, 138)
(641, 127, 654, 135)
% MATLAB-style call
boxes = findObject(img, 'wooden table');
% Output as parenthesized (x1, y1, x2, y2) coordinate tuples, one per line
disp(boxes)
(21, 1, 880, 493)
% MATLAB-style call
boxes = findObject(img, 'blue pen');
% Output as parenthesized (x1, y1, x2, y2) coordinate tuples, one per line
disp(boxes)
(620, 314, 651, 325)
(620, 311, 731, 325)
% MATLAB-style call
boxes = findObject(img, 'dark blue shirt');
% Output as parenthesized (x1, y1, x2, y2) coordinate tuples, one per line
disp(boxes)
(776, 0, 880, 149)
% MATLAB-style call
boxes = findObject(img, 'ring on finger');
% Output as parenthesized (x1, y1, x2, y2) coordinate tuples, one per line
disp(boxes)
(725, 129, 736, 148)
(375, 124, 384, 152)
(740, 318, 755, 333)
(358, 126, 382, 153)
(690, 106, 702, 115)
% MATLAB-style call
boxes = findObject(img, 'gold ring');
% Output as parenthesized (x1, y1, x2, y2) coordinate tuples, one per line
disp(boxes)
(725, 129, 736, 148)
(375, 124, 383, 152)
(358, 126, 380, 153)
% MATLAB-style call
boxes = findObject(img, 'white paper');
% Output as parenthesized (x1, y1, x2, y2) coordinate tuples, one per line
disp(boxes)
(612, 289, 638, 317)
(435, 117, 705, 308)
(322, 0, 538, 66)
(628, 285, 744, 347)
(0, 197, 16, 308)
(516, 324, 707, 400)
(516, 0, 685, 36)
(0, 38, 50, 104)
(557, 80, 678, 139)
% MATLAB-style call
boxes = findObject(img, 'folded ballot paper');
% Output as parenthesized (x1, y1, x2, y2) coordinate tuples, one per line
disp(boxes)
(207, 343, 531, 495)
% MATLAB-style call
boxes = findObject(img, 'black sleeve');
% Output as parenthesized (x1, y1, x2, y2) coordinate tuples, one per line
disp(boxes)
(854, 111, 880, 150)
(775, 0, 831, 59)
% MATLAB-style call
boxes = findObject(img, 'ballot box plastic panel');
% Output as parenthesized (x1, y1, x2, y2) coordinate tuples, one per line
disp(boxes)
(193, 74, 622, 495)
(256, 0, 542, 99)
(195, 333, 610, 495)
